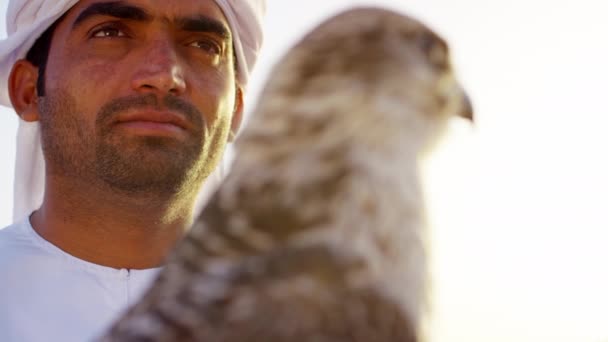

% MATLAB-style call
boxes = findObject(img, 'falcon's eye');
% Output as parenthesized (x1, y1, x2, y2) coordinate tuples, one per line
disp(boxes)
(418, 31, 448, 68)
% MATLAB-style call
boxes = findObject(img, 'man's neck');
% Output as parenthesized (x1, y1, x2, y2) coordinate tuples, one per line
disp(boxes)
(30, 177, 199, 270)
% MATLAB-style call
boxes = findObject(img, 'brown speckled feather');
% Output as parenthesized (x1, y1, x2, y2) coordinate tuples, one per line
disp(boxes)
(100, 7, 472, 342)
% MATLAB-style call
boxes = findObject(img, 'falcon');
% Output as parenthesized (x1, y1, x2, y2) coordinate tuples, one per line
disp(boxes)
(101, 6, 473, 342)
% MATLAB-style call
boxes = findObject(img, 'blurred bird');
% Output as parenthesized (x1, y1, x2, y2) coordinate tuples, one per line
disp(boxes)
(101, 6, 472, 342)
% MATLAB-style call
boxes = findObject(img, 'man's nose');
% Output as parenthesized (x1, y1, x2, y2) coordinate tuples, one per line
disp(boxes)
(131, 38, 186, 96)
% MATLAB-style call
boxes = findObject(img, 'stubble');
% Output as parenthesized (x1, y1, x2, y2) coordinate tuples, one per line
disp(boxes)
(38, 90, 213, 197)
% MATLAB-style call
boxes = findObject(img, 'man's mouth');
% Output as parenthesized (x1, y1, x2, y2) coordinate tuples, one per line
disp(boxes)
(113, 110, 191, 136)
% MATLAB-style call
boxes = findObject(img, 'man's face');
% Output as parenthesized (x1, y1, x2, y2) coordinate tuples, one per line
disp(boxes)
(38, 0, 241, 195)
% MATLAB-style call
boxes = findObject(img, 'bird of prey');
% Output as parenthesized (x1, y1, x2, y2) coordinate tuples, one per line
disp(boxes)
(100, 6, 473, 342)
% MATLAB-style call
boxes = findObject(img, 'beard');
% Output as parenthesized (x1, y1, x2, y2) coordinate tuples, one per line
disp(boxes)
(38, 90, 220, 196)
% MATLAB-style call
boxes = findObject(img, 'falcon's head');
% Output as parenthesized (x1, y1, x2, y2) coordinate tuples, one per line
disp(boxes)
(257, 8, 472, 150)
(243, 6, 473, 163)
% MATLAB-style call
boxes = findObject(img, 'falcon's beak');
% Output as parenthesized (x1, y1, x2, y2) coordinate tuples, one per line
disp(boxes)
(459, 92, 474, 123)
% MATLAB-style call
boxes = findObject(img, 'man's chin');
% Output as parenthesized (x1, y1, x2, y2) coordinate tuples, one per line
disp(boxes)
(95, 140, 202, 195)
(97, 162, 190, 195)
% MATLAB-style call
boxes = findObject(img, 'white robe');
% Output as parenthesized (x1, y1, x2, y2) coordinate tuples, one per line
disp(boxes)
(0, 217, 161, 342)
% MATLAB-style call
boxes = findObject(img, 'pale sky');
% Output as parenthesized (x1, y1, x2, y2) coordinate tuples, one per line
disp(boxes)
(1, 1, 608, 341)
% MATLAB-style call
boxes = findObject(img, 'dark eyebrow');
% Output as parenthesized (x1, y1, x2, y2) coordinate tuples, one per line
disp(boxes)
(72, 1, 152, 29)
(175, 15, 231, 41)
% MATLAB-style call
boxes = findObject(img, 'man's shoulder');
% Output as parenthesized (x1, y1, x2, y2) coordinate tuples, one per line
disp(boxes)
(0, 218, 57, 277)
(0, 219, 36, 254)
(0, 220, 120, 342)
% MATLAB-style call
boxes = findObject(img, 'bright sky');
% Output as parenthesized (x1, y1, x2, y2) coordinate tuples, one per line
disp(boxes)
(1, 1, 607, 341)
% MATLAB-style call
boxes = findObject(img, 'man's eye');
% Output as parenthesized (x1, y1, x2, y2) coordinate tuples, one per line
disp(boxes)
(189, 40, 221, 55)
(91, 27, 127, 38)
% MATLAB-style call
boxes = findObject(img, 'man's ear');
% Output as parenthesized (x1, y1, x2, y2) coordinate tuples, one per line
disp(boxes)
(8, 59, 41, 122)
(228, 86, 244, 142)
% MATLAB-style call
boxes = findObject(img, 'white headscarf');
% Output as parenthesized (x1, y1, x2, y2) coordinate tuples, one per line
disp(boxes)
(0, 0, 266, 221)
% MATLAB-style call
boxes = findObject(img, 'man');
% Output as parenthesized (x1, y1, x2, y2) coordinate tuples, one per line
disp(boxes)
(0, 0, 265, 341)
